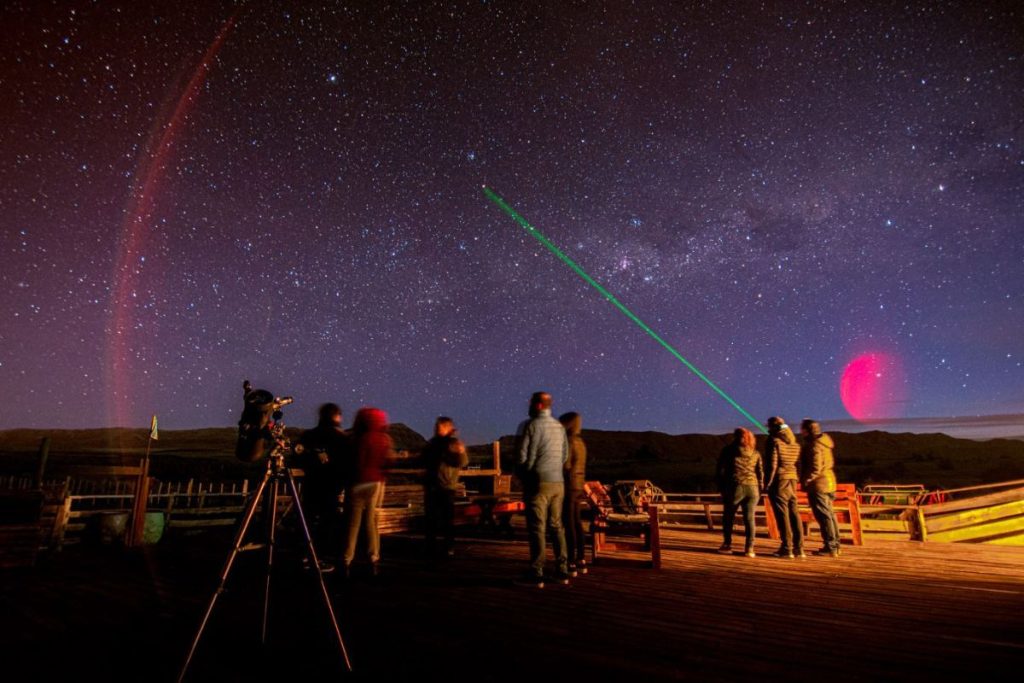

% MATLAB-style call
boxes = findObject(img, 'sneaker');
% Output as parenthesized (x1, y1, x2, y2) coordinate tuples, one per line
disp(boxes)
(794, 548, 807, 559)
(744, 550, 756, 558)
(303, 558, 335, 573)
(555, 571, 571, 585)
(717, 544, 732, 555)
(577, 559, 588, 575)
(813, 548, 839, 558)
(772, 549, 795, 559)
(567, 564, 579, 578)
(515, 573, 545, 589)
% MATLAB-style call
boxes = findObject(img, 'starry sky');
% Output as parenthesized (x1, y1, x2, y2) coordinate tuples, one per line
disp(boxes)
(2, 1, 1022, 443)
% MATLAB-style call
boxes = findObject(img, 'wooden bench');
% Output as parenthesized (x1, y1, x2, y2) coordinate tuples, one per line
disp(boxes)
(455, 496, 524, 536)
(762, 482, 864, 546)
(583, 481, 661, 568)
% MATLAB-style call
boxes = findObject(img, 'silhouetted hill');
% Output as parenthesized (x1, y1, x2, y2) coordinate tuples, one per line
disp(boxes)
(0, 424, 427, 481)
(488, 428, 1024, 491)
(2, 426, 1022, 490)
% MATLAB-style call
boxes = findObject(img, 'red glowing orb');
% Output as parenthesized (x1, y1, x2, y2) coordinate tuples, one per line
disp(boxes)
(839, 353, 907, 422)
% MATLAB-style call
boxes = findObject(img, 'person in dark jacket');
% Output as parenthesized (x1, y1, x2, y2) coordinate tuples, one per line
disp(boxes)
(800, 418, 841, 557)
(422, 416, 468, 561)
(559, 411, 588, 577)
(297, 403, 350, 567)
(763, 416, 805, 559)
(715, 427, 764, 557)
(341, 407, 392, 577)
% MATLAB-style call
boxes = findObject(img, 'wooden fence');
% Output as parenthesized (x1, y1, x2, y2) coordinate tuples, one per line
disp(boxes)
(904, 479, 1024, 545)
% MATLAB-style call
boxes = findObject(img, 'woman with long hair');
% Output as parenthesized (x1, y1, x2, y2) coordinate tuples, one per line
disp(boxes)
(715, 427, 764, 557)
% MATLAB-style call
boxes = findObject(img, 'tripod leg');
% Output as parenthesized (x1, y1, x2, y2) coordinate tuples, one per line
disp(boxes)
(178, 469, 272, 683)
(261, 477, 279, 644)
(285, 469, 353, 672)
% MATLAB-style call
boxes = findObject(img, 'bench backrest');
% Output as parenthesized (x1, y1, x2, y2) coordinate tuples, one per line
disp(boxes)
(583, 481, 614, 518)
(795, 482, 857, 503)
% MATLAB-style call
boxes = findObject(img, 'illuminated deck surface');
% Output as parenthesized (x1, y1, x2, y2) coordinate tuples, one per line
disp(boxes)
(2, 525, 1021, 681)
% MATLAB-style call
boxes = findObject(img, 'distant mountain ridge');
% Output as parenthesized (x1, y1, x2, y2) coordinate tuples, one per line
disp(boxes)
(490, 427, 1024, 491)
(2, 425, 1022, 490)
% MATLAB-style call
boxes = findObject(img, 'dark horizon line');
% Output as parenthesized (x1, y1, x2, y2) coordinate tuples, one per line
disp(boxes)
(1, 412, 1022, 440)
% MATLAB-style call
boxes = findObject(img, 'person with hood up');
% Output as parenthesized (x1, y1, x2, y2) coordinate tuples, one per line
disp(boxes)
(763, 416, 805, 559)
(715, 427, 764, 557)
(799, 418, 841, 557)
(341, 407, 392, 577)
(559, 411, 588, 577)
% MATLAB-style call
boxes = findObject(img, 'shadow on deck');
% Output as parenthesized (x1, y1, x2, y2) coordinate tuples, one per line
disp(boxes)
(1, 524, 1022, 682)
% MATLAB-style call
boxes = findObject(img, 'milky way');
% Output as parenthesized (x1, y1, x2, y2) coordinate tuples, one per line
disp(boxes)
(1, 2, 1022, 442)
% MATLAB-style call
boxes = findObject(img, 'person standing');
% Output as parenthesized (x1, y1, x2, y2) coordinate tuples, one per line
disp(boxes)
(763, 416, 805, 559)
(296, 403, 350, 569)
(516, 391, 569, 587)
(559, 411, 588, 577)
(715, 428, 764, 557)
(800, 418, 841, 557)
(421, 416, 468, 561)
(341, 407, 392, 577)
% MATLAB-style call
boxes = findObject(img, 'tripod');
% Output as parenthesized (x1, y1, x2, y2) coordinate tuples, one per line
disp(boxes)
(177, 450, 352, 682)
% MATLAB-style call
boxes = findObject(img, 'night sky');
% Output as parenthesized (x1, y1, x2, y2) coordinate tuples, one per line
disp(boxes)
(2, 1, 1022, 443)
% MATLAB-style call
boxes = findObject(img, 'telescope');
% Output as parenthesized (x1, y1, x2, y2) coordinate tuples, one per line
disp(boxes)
(235, 380, 293, 463)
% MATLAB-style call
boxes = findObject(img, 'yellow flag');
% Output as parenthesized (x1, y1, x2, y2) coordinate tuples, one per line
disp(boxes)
(150, 414, 159, 441)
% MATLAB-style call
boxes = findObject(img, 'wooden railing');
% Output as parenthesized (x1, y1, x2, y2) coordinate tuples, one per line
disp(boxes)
(904, 479, 1024, 545)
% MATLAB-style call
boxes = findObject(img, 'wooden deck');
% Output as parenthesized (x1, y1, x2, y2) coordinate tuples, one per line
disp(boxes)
(1, 523, 1021, 681)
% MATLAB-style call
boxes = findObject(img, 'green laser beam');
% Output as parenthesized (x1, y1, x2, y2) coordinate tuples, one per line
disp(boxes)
(482, 186, 766, 434)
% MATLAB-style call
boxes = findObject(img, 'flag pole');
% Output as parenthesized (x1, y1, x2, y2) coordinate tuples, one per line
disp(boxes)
(130, 416, 157, 547)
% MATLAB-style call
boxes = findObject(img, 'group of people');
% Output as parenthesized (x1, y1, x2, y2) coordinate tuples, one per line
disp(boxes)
(513, 391, 588, 588)
(295, 394, 840, 584)
(295, 402, 392, 577)
(294, 390, 589, 588)
(715, 417, 841, 559)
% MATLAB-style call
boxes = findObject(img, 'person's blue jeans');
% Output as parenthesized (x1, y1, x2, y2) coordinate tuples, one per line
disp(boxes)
(808, 489, 840, 551)
(527, 481, 568, 576)
(722, 484, 759, 551)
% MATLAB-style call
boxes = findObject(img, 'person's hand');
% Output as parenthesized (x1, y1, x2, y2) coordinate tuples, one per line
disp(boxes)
(318, 452, 329, 465)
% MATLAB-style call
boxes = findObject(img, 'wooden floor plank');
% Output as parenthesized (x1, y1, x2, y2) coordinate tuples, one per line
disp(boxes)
(1, 523, 1021, 681)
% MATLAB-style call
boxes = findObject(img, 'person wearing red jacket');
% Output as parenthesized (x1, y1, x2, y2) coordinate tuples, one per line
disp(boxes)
(340, 407, 392, 577)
